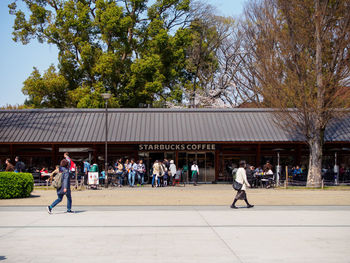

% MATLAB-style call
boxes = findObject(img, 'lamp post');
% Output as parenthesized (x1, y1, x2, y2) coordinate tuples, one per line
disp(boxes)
(101, 93, 112, 188)
(273, 148, 284, 187)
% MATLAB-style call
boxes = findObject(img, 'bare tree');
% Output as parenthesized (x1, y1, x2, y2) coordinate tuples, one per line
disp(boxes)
(234, 0, 350, 187)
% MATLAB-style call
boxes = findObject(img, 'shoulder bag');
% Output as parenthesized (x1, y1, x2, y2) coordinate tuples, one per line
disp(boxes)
(232, 180, 243, 191)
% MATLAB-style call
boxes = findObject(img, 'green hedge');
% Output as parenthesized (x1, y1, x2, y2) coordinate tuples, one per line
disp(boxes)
(0, 172, 34, 199)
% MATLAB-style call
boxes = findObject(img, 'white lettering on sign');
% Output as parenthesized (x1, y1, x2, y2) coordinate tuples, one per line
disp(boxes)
(138, 144, 215, 151)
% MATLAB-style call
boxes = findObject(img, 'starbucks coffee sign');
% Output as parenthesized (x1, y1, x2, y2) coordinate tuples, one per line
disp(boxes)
(138, 144, 215, 151)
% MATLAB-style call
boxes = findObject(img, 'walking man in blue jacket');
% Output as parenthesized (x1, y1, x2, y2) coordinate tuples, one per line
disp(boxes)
(47, 156, 73, 214)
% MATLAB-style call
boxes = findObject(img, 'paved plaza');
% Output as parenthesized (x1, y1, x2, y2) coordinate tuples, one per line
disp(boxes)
(0, 205, 349, 263)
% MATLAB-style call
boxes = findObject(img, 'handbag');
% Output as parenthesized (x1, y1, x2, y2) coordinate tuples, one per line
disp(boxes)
(232, 180, 243, 191)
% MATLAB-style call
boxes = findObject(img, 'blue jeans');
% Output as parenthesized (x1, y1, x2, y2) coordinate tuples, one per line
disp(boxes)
(116, 172, 124, 185)
(138, 172, 144, 185)
(152, 175, 160, 186)
(128, 171, 135, 186)
(50, 192, 72, 211)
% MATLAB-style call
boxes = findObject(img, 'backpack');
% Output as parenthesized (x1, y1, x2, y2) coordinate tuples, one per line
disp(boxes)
(52, 173, 63, 189)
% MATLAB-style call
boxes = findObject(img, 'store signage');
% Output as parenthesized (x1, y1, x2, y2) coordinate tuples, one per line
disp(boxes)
(138, 144, 215, 151)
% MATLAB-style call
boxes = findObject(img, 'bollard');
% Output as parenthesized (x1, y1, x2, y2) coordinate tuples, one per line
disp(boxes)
(285, 166, 288, 189)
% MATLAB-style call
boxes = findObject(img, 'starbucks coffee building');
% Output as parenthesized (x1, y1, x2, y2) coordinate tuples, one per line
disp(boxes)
(0, 108, 349, 182)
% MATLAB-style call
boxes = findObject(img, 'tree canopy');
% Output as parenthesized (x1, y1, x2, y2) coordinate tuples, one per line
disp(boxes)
(9, 0, 196, 108)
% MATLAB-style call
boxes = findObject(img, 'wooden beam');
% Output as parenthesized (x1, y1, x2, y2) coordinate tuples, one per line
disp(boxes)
(256, 144, 261, 167)
(215, 149, 220, 182)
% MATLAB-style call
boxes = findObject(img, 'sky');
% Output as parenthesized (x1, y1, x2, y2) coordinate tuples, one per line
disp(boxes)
(0, 0, 246, 107)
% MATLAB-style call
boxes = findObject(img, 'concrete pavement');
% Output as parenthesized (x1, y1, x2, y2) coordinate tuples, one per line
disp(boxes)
(0, 206, 349, 263)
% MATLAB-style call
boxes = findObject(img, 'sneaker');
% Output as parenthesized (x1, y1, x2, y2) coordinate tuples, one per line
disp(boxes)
(47, 206, 52, 214)
(247, 205, 254, 208)
(230, 205, 238, 209)
(66, 210, 74, 213)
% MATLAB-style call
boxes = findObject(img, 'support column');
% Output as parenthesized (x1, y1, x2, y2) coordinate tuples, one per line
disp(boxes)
(175, 151, 179, 168)
(51, 144, 56, 167)
(256, 144, 261, 167)
(215, 149, 220, 182)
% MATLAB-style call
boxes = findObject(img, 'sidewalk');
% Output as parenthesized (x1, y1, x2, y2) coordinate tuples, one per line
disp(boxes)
(1, 206, 349, 263)
(1, 185, 350, 206)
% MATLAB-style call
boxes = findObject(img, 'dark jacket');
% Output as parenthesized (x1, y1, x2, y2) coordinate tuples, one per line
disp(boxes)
(57, 167, 70, 195)
(15, 161, 25, 172)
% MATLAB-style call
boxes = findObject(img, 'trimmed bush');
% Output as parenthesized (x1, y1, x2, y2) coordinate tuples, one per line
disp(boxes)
(0, 172, 34, 199)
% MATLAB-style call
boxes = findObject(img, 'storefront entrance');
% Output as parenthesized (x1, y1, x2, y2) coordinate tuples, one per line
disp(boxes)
(138, 151, 215, 183)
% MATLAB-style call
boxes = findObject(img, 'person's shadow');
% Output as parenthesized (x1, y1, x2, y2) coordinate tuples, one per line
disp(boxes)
(54, 210, 87, 214)
(29, 194, 41, 198)
(71, 210, 86, 214)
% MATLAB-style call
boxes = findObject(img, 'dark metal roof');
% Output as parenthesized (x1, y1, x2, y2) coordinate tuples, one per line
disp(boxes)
(0, 108, 349, 143)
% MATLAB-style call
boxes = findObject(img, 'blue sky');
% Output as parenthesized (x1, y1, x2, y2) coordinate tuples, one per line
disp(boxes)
(0, 0, 246, 107)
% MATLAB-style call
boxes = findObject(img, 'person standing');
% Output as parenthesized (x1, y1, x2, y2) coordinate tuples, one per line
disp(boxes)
(169, 160, 177, 186)
(115, 159, 124, 187)
(191, 161, 199, 186)
(231, 160, 254, 209)
(47, 155, 73, 214)
(152, 160, 160, 187)
(128, 159, 137, 187)
(5, 159, 14, 172)
(14, 156, 25, 172)
(83, 160, 90, 185)
(137, 160, 146, 186)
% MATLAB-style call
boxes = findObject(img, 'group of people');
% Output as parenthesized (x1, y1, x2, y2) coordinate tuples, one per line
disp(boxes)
(82, 158, 200, 188)
(4, 156, 25, 172)
(233, 161, 274, 188)
(150, 159, 200, 187)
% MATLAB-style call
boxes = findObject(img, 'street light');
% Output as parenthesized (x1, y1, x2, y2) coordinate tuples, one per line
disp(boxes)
(273, 148, 284, 187)
(101, 93, 112, 188)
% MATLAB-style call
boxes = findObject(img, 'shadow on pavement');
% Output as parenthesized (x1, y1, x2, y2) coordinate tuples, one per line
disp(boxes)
(0, 256, 7, 261)
(29, 194, 41, 198)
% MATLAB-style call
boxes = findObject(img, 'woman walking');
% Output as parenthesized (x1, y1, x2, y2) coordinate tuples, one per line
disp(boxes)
(231, 160, 254, 209)
(47, 155, 73, 214)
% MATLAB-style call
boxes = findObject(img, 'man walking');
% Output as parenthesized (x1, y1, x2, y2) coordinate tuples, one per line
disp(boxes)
(14, 156, 25, 173)
(47, 154, 73, 214)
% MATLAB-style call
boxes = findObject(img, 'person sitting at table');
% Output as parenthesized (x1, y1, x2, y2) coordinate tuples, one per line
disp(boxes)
(292, 165, 302, 181)
(263, 161, 273, 173)
(5, 159, 14, 172)
(108, 166, 116, 185)
(40, 167, 49, 176)
(47, 165, 59, 183)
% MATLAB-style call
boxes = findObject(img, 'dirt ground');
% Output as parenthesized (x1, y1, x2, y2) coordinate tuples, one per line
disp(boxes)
(1, 184, 350, 206)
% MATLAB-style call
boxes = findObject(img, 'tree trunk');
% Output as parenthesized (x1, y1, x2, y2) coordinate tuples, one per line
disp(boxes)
(306, 0, 324, 188)
(307, 135, 322, 188)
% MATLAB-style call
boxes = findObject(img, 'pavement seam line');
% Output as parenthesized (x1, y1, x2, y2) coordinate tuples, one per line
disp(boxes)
(195, 208, 244, 263)
(1, 225, 350, 229)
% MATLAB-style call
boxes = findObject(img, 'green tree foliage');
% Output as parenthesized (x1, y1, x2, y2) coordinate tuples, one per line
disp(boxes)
(9, 0, 193, 108)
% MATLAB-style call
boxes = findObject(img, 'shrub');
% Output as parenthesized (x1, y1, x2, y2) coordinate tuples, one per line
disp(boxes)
(0, 172, 34, 199)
